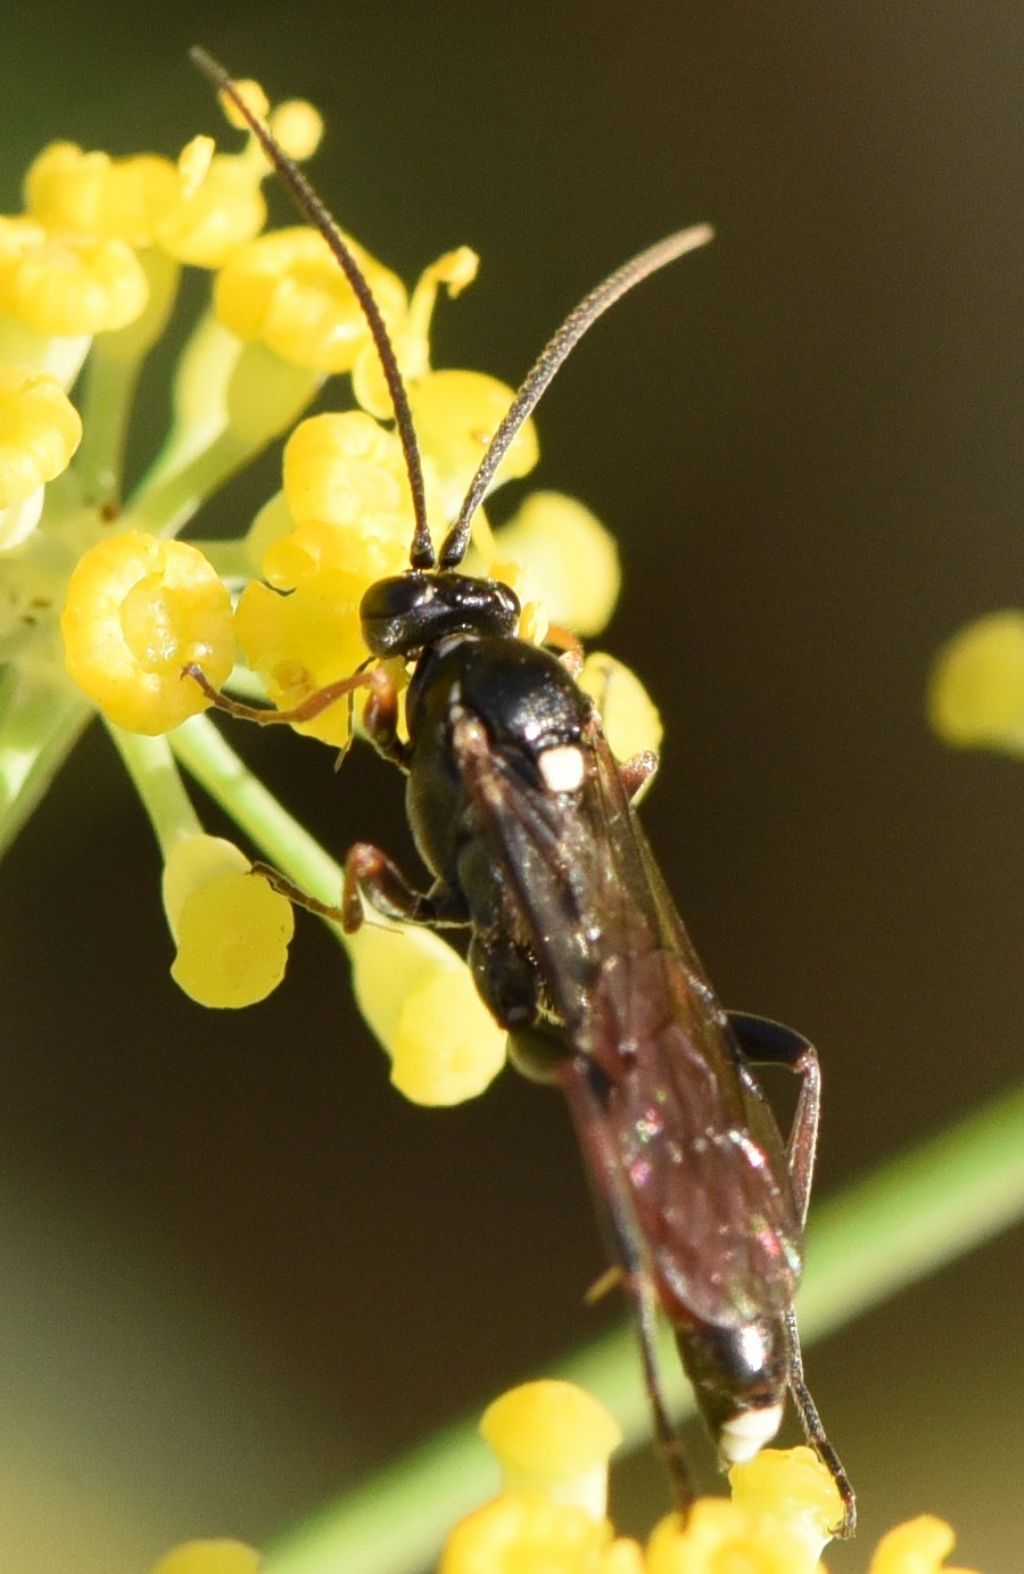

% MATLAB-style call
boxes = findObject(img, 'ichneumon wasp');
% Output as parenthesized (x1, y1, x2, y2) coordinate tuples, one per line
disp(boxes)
(189, 47, 856, 1537)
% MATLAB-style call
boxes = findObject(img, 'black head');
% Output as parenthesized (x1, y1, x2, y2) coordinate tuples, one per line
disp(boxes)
(360, 571, 520, 658)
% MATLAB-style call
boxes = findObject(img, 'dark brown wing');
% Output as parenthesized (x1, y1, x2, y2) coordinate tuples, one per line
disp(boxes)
(453, 706, 802, 1329)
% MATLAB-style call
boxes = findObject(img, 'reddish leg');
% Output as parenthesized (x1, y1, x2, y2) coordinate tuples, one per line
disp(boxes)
(185, 662, 372, 727)
(547, 623, 584, 677)
(619, 749, 659, 803)
(253, 841, 464, 934)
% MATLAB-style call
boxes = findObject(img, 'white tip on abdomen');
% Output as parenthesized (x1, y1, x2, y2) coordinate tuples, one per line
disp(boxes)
(717, 1402, 785, 1464)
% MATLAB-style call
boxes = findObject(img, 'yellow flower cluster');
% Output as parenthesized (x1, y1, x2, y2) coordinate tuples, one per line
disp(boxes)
(147, 1380, 983, 1574)
(438, 1381, 981, 1574)
(0, 68, 658, 1078)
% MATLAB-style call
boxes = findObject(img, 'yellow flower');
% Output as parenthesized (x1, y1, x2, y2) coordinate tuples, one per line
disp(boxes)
(266, 99, 325, 162)
(23, 81, 323, 273)
(492, 491, 620, 637)
(0, 366, 81, 546)
(234, 501, 408, 748)
(441, 1380, 641, 1573)
(25, 141, 180, 249)
(155, 150, 267, 269)
(439, 1493, 617, 1574)
(928, 610, 1024, 753)
(61, 532, 235, 733)
(481, 1381, 622, 1519)
(347, 921, 507, 1104)
(645, 1499, 821, 1574)
(215, 225, 407, 374)
(163, 835, 294, 1009)
(235, 411, 431, 744)
(867, 1516, 979, 1574)
(351, 243, 480, 416)
(0, 216, 148, 335)
(148, 1540, 261, 1574)
(407, 368, 538, 520)
(730, 1447, 845, 1559)
(233, 568, 369, 748)
(579, 651, 663, 768)
(282, 410, 419, 533)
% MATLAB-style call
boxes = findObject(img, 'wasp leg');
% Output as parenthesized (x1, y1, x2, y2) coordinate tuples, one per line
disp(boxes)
(250, 863, 348, 924)
(727, 1012, 819, 1224)
(361, 664, 411, 770)
(781, 1308, 857, 1538)
(184, 663, 373, 726)
(561, 1054, 696, 1517)
(615, 1236, 695, 1517)
(546, 623, 584, 677)
(727, 1012, 856, 1538)
(341, 843, 466, 932)
(251, 845, 464, 932)
(619, 749, 659, 804)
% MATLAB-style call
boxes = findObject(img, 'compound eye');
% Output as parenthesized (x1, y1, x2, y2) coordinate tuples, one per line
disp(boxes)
(361, 573, 434, 622)
(360, 573, 436, 656)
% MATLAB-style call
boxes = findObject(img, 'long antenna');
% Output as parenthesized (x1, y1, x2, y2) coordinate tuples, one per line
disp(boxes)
(438, 224, 714, 569)
(189, 47, 436, 570)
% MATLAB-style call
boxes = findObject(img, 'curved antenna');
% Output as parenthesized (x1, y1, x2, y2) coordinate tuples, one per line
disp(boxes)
(190, 47, 436, 570)
(438, 224, 714, 569)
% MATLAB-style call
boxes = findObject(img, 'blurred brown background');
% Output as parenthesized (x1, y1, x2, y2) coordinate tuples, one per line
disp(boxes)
(1, 5, 1022, 1570)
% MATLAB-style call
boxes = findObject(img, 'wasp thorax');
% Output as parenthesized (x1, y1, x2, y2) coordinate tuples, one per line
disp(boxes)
(360, 570, 520, 658)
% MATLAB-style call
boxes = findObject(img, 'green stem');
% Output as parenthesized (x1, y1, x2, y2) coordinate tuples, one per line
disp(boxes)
(189, 538, 257, 583)
(258, 1081, 1024, 1574)
(168, 713, 345, 928)
(105, 724, 202, 856)
(74, 251, 182, 508)
(74, 349, 145, 508)
(0, 668, 92, 860)
(121, 427, 252, 539)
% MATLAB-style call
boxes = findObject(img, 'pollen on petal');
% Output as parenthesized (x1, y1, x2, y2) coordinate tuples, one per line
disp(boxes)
(164, 836, 294, 1010)
(61, 532, 235, 733)
(148, 1538, 261, 1574)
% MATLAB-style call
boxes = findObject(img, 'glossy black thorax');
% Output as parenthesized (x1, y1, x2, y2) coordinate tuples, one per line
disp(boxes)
(403, 630, 590, 886)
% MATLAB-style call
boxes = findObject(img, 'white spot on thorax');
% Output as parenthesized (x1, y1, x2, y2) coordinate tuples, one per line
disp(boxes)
(538, 743, 585, 793)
